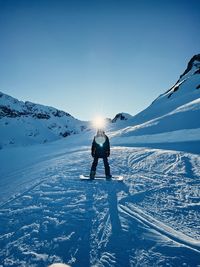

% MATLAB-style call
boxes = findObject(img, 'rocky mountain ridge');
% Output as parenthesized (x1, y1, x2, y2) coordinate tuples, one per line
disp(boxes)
(110, 54, 200, 142)
(0, 92, 88, 148)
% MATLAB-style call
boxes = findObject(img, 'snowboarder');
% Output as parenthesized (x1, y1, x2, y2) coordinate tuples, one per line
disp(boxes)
(90, 129, 111, 179)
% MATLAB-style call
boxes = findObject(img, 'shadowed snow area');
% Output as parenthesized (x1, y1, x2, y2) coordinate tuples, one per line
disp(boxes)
(0, 139, 200, 267)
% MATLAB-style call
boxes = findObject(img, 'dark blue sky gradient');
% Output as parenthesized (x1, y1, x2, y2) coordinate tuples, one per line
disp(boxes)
(0, 0, 200, 120)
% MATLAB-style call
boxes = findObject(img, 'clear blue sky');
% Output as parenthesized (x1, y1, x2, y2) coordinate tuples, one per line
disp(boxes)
(0, 0, 199, 120)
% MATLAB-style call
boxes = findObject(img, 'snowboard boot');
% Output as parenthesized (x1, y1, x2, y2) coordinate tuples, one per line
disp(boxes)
(90, 171, 96, 180)
(106, 174, 112, 180)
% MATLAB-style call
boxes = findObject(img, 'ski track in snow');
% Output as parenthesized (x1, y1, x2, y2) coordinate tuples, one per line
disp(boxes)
(0, 147, 200, 267)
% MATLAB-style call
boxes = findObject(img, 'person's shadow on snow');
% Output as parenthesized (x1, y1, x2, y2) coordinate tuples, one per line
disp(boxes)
(107, 183, 123, 232)
(83, 180, 132, 266)
(105, 182, 132, 266)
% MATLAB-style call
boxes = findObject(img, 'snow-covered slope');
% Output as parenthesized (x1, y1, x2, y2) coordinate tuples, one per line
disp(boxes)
(130, 54, 200, 125)
(110, 54, 200, 144)
(0, 137, 199, 266)
(0, 92, 88, 148)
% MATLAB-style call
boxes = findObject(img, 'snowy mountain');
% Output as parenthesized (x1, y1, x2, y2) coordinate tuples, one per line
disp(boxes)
(111, 54, 200, 145)
(133, 54, 200, 124)
(111, 112, 132, 123)
(0, 92, 88, 148)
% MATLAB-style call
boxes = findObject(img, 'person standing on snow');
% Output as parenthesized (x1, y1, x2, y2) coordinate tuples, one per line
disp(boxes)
(90, 129, 112, 179)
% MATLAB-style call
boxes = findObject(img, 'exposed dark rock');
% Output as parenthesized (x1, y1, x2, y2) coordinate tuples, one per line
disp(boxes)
(151, 82, 178, 104)
(51, 110, 72, 118)
(173, 85, 180, 92)
(33, 113, 50, 119)
(0, 106, 20, 118)
(194, 69, 200, 75)
(52, 110, 65, 117)
(168, 93, 172, 98)
(168, 83, 181, 99)
(60, 131, 71, 137)
(80, 125, 87, 131)
(180, 54, 200, 78)
(25, 101, 35, 109)
(48, 123, 57, 129)
(112, 113, 128, 123)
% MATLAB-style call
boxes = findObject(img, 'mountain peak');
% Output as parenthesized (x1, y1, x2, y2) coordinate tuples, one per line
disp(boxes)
(112, 112, 132, 123)
(180, 54, 200, 79)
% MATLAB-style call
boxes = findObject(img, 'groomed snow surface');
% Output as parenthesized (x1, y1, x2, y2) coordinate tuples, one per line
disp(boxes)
(0, 135, 200, 267)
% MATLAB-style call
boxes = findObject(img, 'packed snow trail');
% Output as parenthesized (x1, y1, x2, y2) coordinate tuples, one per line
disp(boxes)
(0, 146, 200, 266)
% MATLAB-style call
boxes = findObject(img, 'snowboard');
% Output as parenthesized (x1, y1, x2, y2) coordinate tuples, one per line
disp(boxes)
(80, 174, 123, 181)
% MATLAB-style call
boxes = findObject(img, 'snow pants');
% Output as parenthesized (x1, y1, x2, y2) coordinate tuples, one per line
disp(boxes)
(91, 157, 110, 176)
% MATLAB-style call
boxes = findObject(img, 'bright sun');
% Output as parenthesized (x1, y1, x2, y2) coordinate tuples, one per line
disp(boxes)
(92, 115, 106, 129)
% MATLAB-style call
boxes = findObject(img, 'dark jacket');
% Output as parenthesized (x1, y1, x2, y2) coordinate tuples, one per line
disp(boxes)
(91, 135, 110, 158)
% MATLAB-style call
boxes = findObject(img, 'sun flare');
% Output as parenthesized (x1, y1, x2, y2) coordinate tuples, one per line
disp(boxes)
(92, 115, 106, 129)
